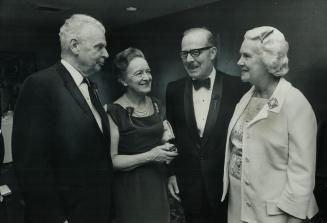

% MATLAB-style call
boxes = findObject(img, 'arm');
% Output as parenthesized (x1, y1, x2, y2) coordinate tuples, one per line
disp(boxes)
(277, 91, 317, 219)
(108, 115, 177, 171)
(12, 76, 66, 223)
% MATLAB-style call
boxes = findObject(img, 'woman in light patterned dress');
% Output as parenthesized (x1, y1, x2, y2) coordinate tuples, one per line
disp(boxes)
(221, 26, 318, 223)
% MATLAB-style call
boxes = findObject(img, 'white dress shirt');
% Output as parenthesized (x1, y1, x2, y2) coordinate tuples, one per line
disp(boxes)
(61, 59, 103, 132)
(192, 68, 216, 137)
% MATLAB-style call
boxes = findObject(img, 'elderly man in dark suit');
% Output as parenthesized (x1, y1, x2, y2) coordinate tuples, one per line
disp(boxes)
(12, 14, 112, 223)
(166, 27, 247, 223)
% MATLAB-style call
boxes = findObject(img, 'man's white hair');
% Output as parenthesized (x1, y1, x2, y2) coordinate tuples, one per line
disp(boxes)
(244, 26, 289, 77)
(59, 14, 105, 51)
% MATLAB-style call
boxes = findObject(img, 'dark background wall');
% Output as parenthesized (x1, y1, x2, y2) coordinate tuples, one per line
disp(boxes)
(1, 0, 326, 122)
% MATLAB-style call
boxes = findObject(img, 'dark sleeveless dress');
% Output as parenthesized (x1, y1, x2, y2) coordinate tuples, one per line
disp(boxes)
(107, 98, 170, 223)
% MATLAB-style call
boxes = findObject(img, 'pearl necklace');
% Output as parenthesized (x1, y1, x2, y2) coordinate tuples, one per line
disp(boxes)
(123, 94, 153, 117)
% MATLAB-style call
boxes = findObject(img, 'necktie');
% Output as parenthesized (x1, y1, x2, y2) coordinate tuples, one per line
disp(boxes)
(192, 78, 211, 90)
(83, 77, 110, 146)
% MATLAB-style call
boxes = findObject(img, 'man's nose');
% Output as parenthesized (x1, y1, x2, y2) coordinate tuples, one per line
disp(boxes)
(103, 48, 109, 58)
(237, 57, 243, 66)
(186, 53, 195, 62)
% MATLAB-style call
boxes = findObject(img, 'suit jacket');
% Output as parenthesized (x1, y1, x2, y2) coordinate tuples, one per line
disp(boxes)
(12, 62, 113, 223)
(166, 70, 246, 213)
(222, 78, 318, 222)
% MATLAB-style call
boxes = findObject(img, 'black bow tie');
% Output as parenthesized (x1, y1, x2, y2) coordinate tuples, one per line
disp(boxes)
(192, 78, 211, 90)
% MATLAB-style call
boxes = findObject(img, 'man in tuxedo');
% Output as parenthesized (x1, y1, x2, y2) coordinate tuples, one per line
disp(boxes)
(12, 14, 112, 223)
(166, 27, 247, 223)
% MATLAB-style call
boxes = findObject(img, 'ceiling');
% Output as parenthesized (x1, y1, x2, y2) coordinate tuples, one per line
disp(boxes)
(0, 0, 221, 31)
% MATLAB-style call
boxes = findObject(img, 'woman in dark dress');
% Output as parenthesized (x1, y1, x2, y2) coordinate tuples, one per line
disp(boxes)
(107, 47, 178, 223)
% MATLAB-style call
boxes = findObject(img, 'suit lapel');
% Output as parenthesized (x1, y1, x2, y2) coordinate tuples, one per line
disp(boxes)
(56, 62, 92, 115)
(227, 87, 254, 138)
(56, 62, 110, 153)
(184, 78, 201, 144)
(201, 73, 223, 146)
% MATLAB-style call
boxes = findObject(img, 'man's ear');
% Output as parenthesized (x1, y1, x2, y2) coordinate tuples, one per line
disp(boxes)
(210, 47, 217, 60)
(70, 39, 80, 55)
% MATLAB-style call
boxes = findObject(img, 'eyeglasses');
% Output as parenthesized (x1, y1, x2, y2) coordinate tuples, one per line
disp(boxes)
(180, 46, 213, 60)
(131, 69, 151, 79)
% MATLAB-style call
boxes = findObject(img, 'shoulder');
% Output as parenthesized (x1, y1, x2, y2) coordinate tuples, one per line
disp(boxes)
(113, 95, 126, 107)
(24, 63, 60, 87)
(107, 103, 126, 127)
(218, 71, 238, 82)
(217, 71, 251, 101)
(149, 96, 163, 114)
(219, 71, 250, 92)
(21, 64, 59, 94)
(166, 77, 188, 100)
(167, 77, 187, 91)
(283, 82, 313, 111)
(278, 80, 315, 122)
(149, 96, 162, 106)
(107, 103, 125, 115)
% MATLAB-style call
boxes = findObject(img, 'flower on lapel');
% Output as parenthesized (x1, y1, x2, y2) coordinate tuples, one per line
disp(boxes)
(90, 82, 98, 93)
(268, 97, 278, 109)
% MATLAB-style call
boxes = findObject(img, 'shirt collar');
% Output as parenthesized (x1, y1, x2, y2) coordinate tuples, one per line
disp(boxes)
(209, 67, 216, 89)
(61, 59, 85, 86)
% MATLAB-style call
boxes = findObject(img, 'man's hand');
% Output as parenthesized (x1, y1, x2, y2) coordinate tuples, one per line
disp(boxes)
(168, 175, 181, 202)
(63, 220, 68, 223)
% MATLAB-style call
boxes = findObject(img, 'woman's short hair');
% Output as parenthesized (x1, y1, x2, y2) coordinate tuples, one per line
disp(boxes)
(59, 14, 105, 52)
(244, 26, 289, 77)
(113, 47, 145, 81)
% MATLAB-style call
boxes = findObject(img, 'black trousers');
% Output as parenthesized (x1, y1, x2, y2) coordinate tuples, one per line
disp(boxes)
(183, 187, 227, 223)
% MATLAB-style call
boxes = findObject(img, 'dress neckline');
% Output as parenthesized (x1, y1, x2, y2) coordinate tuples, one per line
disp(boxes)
(113, 97, 159, 119)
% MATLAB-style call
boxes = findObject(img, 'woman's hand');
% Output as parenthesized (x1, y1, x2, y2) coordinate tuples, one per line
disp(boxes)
(162, 120, 175, 143)
(148, 143, 178, 163)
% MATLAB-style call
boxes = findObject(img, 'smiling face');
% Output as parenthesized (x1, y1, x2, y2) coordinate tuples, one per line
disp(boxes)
(181, 30, 216, 80)
(123, 57, 152, 95)
(77, 24, 109, 76)
(237, 39, 268, 84)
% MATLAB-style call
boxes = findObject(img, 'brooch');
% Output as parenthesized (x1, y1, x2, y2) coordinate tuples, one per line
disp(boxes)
(267, 97, 278, 109)
(126, 106, 134, 116)
(153, 102, 159, 114)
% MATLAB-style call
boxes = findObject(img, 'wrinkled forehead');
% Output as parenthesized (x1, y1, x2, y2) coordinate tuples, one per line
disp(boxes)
(181, 31, 209, 50)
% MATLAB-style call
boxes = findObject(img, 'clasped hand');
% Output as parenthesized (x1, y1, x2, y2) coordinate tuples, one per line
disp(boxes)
(149, 143, 178, 163)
